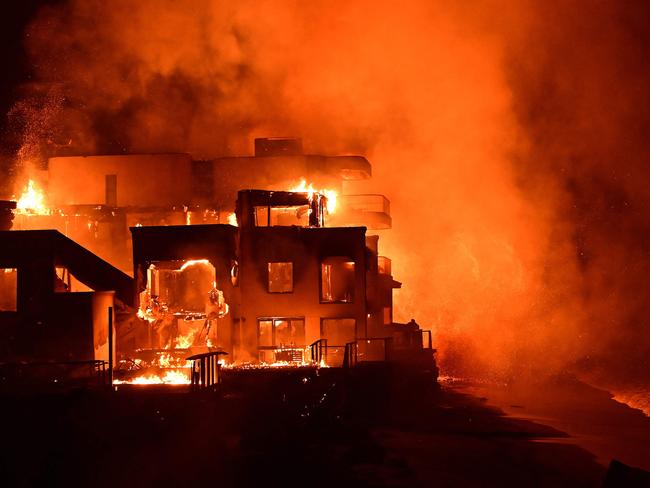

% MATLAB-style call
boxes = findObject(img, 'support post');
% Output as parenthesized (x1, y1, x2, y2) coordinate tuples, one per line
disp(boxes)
(108, 306, 113, 387)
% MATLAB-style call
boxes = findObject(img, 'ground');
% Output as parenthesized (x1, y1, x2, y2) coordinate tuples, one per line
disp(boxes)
(1, 367, 649, 487)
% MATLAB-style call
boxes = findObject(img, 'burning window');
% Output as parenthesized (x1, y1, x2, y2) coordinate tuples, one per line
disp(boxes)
(321, 318, 356, 345)
(255, 205, 310, 227)
(0, 269, 17, 312)
(268, 262, 293, 293)
(257, 317, 305, 347)
(138, 259, 227, 351)
(321, 257, 355, 303)
(254, 206, 269, 226)
(146, 259, 216, 313)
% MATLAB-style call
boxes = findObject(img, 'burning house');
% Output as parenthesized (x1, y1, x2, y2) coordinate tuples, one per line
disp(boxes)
(1, 138, 436, 387)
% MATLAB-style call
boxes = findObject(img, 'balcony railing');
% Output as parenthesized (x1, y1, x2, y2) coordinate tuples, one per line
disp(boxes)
(378, 256, 392, 275)
(339, 194, 390, 215)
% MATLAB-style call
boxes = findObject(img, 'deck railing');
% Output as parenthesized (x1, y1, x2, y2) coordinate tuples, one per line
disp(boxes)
(186, 351, 227, 391)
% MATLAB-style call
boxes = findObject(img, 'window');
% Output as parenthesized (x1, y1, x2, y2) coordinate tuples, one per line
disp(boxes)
(254, 206, 270, 226)
(258, 319, 274, 347)
(321, 257, 355, 302)
(269, 205, 310, 226)
(321, 318, 356, 345)
(230, 260, 239, 287)
(0, 268, 17, 312)
(268, 262, 293, 293)
(254, 205, 310, 227)
(383, 307, 392, 325)
(257, 317, 305, 347)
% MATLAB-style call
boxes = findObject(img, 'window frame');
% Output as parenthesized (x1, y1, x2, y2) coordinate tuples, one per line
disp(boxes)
(319, 257, 356, 304)
(256, 316, 306, 349)
(267, 261, 294, 294)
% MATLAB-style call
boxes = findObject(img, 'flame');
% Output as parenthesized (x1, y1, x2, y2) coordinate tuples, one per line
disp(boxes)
(289, 179, 337, 214)
(179, 259, 211, 271)
(113, 369, 191, 385)
(227, 212, 238, 226)
(15, 179, 50, 215)
(174, 330, 196, 349)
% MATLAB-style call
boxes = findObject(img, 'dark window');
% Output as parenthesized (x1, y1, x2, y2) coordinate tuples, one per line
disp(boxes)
(321, 318, 356, 345)
(321, 257, 355, 302)
(257, 317, 305, 347)
(268, 262, 293, 293)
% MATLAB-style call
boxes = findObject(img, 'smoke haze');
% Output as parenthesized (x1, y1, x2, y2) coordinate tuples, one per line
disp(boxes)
(8, 0, 650, 386)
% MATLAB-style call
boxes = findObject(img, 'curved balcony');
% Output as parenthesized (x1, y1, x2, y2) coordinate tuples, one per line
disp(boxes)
(332, 194, 391, 230)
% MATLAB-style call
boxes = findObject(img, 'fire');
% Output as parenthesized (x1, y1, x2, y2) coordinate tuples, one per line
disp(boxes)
(113, 369, 191, 385)
(15, 179, 50, 215)
(179, 259, 211, 271)
(289, 179, 337, 214)
(174, 330, 196, 349)
(227, 212, 238, 226)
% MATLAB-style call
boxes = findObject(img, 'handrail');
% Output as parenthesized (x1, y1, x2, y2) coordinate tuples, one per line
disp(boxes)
(309, 338, 328, 365)
(186, 351, 228, 391)
(343, 341, 358, 369)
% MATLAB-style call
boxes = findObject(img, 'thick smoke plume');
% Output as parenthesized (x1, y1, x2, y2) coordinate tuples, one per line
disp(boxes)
(11, 0, 650, 386)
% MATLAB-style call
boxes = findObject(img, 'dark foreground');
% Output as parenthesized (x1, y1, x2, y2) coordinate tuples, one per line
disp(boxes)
(1, 367, 648, 487)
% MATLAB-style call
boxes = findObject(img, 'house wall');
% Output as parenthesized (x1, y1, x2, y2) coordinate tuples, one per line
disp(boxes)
(48, 154, 193, 207)
(237, 226, 368, 360)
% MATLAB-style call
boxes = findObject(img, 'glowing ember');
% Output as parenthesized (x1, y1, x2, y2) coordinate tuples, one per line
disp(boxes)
(15, 179, 50, 215)
(289, 179, 337, 214)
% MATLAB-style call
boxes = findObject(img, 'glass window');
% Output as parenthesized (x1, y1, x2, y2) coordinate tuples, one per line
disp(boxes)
(321, 257, 355, 302)
(258, 319, 273, 347)
(321, 318, 356, 345)
(268, 262, 293, 293)
(254, 206, 269, 226)
(257, 317, 305, 347)
(269, 205, 310, 226)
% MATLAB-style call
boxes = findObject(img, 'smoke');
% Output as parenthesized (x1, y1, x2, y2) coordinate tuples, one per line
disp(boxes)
(12, 0, 650, 384)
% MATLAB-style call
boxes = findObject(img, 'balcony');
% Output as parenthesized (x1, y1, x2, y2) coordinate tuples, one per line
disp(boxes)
(378, 256, 392, 275)
(332, 194, 391, 230)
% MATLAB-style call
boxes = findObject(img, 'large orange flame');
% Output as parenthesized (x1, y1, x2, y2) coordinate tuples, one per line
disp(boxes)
(15, 179, 50, 215)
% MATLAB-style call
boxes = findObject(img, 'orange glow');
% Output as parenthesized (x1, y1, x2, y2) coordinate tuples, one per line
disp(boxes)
(15, 179, 50, 215)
